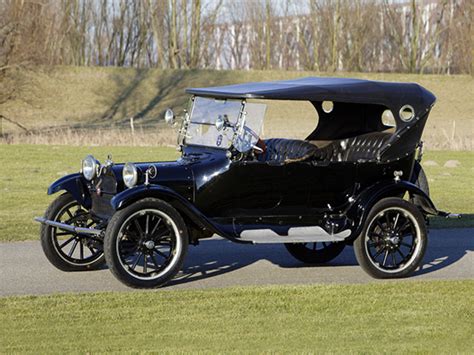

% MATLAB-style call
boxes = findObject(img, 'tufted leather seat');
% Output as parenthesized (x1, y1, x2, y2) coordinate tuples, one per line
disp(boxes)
(314, 132, 391, 162)
(260, 138, 319, 163)
(259, 133, 391, 164)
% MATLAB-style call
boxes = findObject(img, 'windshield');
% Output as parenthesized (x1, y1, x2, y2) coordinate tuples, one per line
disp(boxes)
(185, 97, 241, 148)
(184, 97, 266, 151)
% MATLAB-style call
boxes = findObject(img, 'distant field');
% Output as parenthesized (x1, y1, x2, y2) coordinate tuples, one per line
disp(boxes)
(0, 145, 472, 242)
(1, 280, 472, 353)
(1, 67, 472, 149)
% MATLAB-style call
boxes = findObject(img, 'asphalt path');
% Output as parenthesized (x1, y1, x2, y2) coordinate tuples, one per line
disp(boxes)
(1, 228, 472, 296)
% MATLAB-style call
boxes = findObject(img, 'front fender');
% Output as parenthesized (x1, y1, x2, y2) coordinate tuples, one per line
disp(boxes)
(48, 173, 91, 209)
(111, 184, 189, 211)
(110, 185, 237, 241)
(348, 179, 438, 239)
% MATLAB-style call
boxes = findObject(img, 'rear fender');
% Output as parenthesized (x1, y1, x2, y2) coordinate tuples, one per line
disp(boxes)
(348, 179, 438, 239)
(48, 173, 91, 209)
(110, 185, 241, 242)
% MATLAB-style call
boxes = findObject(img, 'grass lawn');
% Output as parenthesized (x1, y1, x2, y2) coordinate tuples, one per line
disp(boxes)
(0, 145, 472, 242)
(423, 150, 474, 229)
(1, 280, 472, 353)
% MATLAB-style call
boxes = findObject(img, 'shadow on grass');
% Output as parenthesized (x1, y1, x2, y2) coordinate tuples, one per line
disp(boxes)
(31, 68, 237, 132)
(100, 69, 186, 124)
(133, 71, 186, 120)
(100, 69, 149, 122)
(166, 227, 473, 287)
(95, 68, 235, 127)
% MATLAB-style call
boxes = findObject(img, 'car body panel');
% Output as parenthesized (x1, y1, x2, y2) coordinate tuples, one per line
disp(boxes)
(47, 173, 92, 209)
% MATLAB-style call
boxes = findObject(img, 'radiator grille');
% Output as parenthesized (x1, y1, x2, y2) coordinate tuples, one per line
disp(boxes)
(90, 172, 117, 219)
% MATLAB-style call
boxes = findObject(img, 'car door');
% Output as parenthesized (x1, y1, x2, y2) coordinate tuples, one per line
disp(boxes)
(281, 161, 356, 213)
(193, 159, 283, 218)
(224, 160, 284, 215)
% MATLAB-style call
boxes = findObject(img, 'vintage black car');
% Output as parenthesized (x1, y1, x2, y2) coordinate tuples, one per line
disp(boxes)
(35, 77, 457, 288)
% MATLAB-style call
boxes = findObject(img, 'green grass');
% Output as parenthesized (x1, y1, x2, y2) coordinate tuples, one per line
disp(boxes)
(0, 145, 472, 242)
(1, 280, 472, 353)
(1, 67, 473, 149)
(424, 151, 474, 228)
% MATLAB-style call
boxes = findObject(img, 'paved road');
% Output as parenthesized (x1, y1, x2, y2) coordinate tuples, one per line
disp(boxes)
(1, 228, 472, 296)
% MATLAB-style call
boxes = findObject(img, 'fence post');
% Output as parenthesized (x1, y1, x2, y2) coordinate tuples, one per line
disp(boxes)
(130, 116, 135, 146)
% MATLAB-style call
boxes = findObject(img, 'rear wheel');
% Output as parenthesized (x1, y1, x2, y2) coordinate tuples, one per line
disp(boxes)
(104, 198, 188, 288)
(40, 193, 105, 271)
(354, 197, 427, 279)
(285, 242, 345, 264)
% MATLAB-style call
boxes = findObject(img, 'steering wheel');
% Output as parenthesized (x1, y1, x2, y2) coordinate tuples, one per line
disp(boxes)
(254, 138, 267, 155)
(243, 126, 266, 155)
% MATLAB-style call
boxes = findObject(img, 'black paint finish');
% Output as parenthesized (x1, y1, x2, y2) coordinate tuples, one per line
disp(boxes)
(46, 142, 433, 243)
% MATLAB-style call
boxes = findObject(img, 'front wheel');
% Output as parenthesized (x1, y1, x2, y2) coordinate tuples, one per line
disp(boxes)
(40, 193, 105, 271)
(104, 198, 188, 288)
(354, 197, 427, 279)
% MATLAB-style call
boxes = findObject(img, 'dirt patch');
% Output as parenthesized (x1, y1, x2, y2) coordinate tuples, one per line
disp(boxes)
(444, 160, 461, 168)
(423, 160, 439, 166)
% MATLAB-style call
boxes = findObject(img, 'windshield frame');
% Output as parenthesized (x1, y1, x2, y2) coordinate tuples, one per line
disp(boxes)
(180, 96, 247, 150)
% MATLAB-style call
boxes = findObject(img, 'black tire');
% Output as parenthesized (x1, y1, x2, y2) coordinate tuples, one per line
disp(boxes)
(411, 161, 430, 204)
(354, 197, 427, 279)
(285, 242, 345, 264)
(40, 193, 105, 271)
(104, 198, 188, 288)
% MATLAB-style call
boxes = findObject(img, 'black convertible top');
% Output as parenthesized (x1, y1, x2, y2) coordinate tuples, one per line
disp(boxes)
(186, 77, 436, 114)
(187, 77, 437, 162)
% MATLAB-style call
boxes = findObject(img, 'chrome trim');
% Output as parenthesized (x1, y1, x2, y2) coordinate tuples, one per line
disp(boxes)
(446, 213, 461, 219)
(393, 170, 403, 182)
(123, 162, 138, 188)
(147, 165, 157, 179)
(82, 155, 99, 181)
(240, 226, 350, 244)
(399, 104, 415, 122)
(105, 154, 114, 167)
(34, 217, 103, 236)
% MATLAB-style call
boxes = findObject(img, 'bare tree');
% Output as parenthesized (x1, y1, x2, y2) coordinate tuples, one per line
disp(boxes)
(0, 0, 471, 78)
(190, 0, 202, 68)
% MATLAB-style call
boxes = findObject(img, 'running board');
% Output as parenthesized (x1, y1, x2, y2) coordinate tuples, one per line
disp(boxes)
(240, 226, 351, 244)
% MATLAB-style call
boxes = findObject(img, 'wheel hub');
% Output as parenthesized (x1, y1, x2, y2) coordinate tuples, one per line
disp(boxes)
(389, 236, 400, 244)
(383, 230, 400, 247)
(144, 240, 155, 250)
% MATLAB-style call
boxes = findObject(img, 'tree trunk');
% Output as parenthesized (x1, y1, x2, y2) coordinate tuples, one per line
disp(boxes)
(169, 0, 179, 69)
(265, 0, 271, 69)
(190, 0, 201, 68)
(331, 0, 341, 72)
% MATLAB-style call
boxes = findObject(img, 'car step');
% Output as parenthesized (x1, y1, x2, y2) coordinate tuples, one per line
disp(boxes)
(239, 226, 351, 244)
